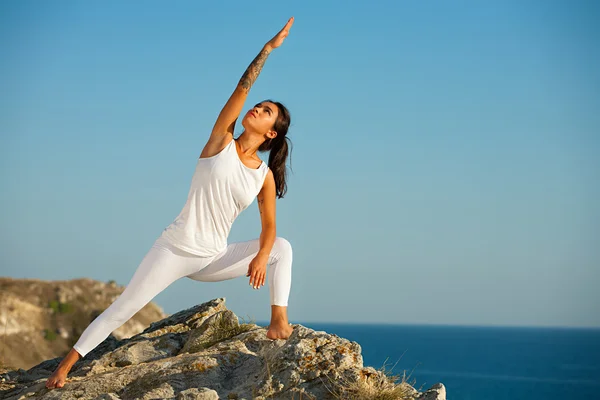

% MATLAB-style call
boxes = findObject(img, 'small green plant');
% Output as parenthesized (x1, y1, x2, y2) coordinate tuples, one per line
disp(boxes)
(43, 328, 57, 341)
(197, 314, 256, 349)
(58, 302, 74, 314)
(48, 300, 60, 313)
(48, 300, 74, 314)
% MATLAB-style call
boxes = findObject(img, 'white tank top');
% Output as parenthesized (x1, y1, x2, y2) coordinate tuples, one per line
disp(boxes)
(160, 138, 269, 257)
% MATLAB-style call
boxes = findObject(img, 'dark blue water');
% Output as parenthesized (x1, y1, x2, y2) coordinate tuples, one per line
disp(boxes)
(259, 322, 600, 400)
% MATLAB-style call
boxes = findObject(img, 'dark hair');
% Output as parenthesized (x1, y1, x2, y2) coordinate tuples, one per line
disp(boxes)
(257, 99, 292, 199)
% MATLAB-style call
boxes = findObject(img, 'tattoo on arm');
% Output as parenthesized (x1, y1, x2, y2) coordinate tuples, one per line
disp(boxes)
(258, 198, 264, 215)
(239, 47, 271, 91)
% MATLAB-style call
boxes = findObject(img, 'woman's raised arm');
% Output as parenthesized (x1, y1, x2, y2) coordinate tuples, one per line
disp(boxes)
(209, 17, 294, 138)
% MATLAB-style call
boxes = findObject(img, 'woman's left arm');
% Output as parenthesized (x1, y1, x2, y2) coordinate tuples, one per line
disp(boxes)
(247, 170, 277, 289)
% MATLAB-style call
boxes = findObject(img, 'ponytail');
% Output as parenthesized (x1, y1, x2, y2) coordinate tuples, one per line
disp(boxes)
(257, 100, 292, 199)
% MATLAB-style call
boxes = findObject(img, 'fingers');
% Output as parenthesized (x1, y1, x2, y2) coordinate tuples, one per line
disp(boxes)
(249, 271, 266, 289)
(248, 265, 255, 287)
(249, 271, 257, 289)
(281, 17, 294, 33)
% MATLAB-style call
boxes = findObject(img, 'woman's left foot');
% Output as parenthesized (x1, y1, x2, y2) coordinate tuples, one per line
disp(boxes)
(266, 322, 293, 340)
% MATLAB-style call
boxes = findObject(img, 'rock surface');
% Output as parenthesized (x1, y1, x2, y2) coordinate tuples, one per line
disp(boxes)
(0, 277, 167, 370)
(0, 298, 446, 400)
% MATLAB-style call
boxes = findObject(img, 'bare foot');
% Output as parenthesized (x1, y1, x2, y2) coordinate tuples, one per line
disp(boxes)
(266, 322, 293, 340)
(45, 366, 69, 389)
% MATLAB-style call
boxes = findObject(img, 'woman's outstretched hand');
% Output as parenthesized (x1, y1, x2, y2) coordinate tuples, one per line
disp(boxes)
(265, 17, 294, 50)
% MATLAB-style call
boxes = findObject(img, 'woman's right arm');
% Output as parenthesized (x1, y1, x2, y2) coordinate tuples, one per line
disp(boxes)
(208, 17, 294, 140)
(210, 44, 274, 138)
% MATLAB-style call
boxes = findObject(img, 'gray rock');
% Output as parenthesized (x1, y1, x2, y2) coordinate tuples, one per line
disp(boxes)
(181, 310, 240, 354)
(0, 297, 446, 400)
(416, 382, 447, 400)
(177, 387, 219, 400)
(138, 381, 176, 399)
(93, 394, 121, 400)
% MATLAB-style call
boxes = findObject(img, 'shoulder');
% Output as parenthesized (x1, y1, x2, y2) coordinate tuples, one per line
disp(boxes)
(259, 167, 275, 193)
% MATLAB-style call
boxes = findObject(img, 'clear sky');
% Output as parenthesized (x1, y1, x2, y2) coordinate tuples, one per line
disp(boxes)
(1, 0, 598, 328)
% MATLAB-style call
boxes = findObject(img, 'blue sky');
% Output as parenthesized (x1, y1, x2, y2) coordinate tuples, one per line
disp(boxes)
(1, 0, 598, 328)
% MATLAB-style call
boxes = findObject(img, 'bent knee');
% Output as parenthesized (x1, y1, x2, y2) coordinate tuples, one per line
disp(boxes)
(274, 237, 292, 256)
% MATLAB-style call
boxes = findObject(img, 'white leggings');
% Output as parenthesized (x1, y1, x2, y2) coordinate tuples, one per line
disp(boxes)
(72, 235, 293, 358)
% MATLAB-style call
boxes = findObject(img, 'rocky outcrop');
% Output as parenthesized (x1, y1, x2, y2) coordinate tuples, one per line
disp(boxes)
(1, 298, 446, 400)
(0, 277, 167, 370)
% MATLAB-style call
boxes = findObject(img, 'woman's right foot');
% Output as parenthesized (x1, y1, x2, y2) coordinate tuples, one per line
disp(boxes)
(266, 322, 294, 340)
(45, 366, 69, 389)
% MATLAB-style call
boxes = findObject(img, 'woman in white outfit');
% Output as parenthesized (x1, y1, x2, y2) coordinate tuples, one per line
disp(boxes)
(46, 17, 295, 389)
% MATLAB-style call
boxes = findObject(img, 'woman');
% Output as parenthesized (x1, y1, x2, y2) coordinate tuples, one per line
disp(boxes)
(46, 16, 295, 389)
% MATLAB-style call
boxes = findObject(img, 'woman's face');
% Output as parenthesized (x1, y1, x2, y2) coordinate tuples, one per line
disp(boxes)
(242, 101, 279, 136)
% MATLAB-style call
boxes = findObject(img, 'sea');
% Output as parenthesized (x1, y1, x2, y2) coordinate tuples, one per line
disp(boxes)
(257, 322, 600, 400)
